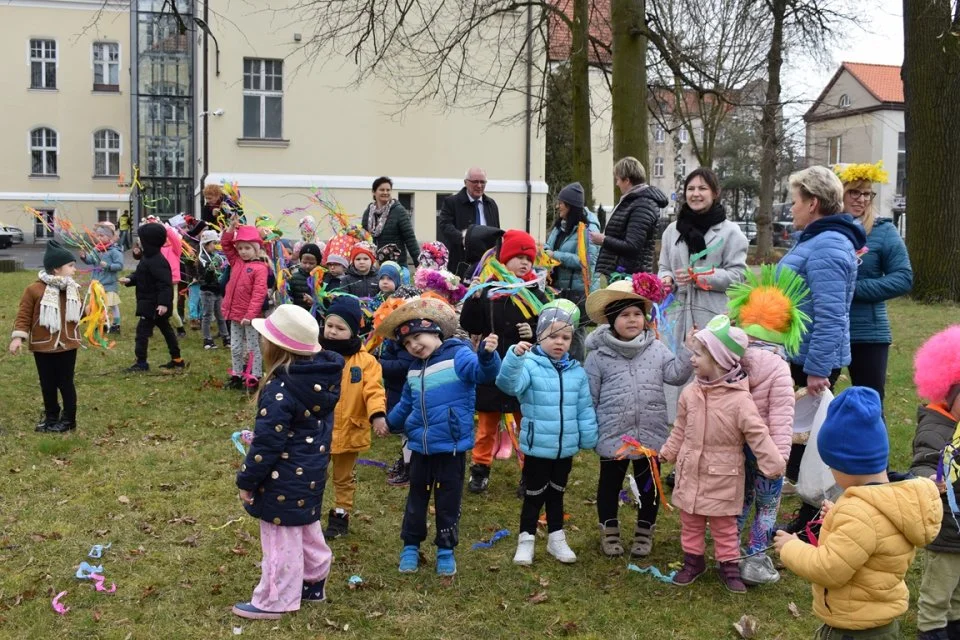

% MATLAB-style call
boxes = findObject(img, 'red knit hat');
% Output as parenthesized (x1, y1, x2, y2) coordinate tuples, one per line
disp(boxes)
(498, 229, 537, 263)
(350, 241, 377, 264)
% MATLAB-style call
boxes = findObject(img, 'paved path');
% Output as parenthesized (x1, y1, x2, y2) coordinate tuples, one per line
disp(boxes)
(0, 244, 137, 271)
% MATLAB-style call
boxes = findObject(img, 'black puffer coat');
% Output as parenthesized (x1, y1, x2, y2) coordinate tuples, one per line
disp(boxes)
(910, 404, 960, 553)
(125, 223, 173, 319)
(595, 184, 668, 276)
(362, 201, 420, 266)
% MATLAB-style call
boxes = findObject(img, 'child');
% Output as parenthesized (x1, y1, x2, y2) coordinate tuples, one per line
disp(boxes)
(9, 241, 82, 433)
(287, 243, 322, 312)
(496, 299, 599, 565)
(377, 261, 401, 298)
(221, 218, 269, 390)
(320, 296, 387, 539)
(460, 229, 548, 493)
(159, 223, 186, 337)
(378, 296, 501, 576)
(198, 229, 229, 349)
(120, 223, 184, 373)
(583, 276, 693, 558)
(726, 265, 808, 585)
(233, 304, 344, 620)
(377, 244, 410, 285)
(418, 241, 449, 271)
(323, 255, 348, 292)
(776, 387, 942, 639)
(341, 242, 379, 298)
(910, 326, 960, 640)
(79, 224, 124, 333)
(660, 315, 785, 593)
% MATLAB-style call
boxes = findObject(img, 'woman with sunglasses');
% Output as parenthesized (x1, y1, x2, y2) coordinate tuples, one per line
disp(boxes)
(837, 162, 913, 410)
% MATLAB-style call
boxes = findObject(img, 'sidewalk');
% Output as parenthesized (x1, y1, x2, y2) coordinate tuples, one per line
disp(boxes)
(0, 243, 138, 271)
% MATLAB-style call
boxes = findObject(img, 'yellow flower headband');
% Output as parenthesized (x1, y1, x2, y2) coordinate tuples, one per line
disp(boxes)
(833, 161, 889, 185)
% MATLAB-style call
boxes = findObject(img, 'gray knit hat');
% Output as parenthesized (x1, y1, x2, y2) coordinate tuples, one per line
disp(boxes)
(557, 182, 585, 209)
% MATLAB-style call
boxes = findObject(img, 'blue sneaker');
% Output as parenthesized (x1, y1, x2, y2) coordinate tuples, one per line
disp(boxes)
(399, 545, 419, 573)
(301, 579, 326, 602)
(436, 548, 456, 577)
(231, 602, 283, 620)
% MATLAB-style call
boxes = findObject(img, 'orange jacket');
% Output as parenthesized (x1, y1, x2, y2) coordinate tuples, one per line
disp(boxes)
(331, 350, 386, 454)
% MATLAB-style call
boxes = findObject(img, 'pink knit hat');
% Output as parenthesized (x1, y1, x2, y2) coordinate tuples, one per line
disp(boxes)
(234, 225, 262, 245)
(695, 315, 748, 372)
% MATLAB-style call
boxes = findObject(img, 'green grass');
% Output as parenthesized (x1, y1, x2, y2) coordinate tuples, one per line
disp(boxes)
(0, 270, 955, 639)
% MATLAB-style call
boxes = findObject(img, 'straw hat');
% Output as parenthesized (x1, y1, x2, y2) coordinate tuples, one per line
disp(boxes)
(585, 279, 657, 325)
(251, 304, 322, 356)
(374, 297, 459, 340)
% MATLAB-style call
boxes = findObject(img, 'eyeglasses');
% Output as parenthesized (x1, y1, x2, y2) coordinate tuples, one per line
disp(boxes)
(466, 179, 487, 186)
(848, 189, 876, 201)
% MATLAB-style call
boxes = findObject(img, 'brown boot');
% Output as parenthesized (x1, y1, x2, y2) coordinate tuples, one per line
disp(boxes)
(630, 524, 654, 558)
(718, 560, 747, 593)
(672, 553, 706, 585)
(599, 520, 623, 557)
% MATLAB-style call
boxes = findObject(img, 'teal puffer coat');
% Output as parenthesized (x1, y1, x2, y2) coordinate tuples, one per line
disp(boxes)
(849, 218, 912, 344)
(545, 210, 601, 293)
(495, 346, 599, 459)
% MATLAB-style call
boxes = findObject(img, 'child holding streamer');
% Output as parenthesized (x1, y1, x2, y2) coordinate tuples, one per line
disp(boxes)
(583, 275, 693, 558)
(233, 304, 344, 620)
(79, 224, 124, 334)
(222, 216, 269, 389)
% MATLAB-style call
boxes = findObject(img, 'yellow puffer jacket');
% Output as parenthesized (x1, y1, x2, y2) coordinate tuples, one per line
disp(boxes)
(780, 478, 942, 630)
(331, 350, 386, 454)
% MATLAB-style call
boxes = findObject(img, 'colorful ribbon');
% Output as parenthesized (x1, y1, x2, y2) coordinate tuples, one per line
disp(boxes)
(76, 562, 103, 579)
(88, 543, 111, 559)
(89, 573, 116, 593)
(471, 529, 510, 550)
(232, 430, 254, 456)
(51, 590, 69, 615)
(613, 436, 673, 511)
(357, 459, 388, 469)
(627, 563, 677, 584)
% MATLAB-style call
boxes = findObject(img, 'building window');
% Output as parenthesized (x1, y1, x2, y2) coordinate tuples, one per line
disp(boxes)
(34, 208, 55, 239)
(677, 158, 687, 177)
(654, 125, 665, 144)
(242, 58, 283, 139)
(838, 93, 851, 108)
(827, 135, 842, 165)
(653, 157, 665, 178)
(30, 127, 58, 175)
(30, 39, 57, 89)
(678, 128, 688, 143)
(97, 209, 119, 224)
(94, 129, 121, 176)
(398, 192, 415, 219)
(896, 132, 906, 196)
(93, 42, 120, 91)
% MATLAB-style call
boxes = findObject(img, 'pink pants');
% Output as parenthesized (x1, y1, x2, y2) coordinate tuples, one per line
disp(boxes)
(251, 520, 332, 612)
(679, 510, 740, 563)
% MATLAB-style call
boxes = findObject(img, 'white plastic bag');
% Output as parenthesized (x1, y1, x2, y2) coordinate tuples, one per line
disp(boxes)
(795, 388, 839, 505)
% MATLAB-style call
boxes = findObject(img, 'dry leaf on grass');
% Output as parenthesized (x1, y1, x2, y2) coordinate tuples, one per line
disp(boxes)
(117, 495, 130, 505)
(527, 590, 549, 604)
(733, 614, 759, 639)
(538, 576, 550, 588)
(179, 535, 198, 547)
(788, 602, 802, 618)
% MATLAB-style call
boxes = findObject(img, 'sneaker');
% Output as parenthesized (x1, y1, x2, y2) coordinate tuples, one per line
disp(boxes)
(718, 560, 747, 593)
(159, 359, 187, 371)
(301, 579, 326, 602)
(222, 336, 230, 348)
(513, 532, 535, 566)
(126, 361, 149, 373)
(630, 524, 655, 558)
(599, 520, 623, 557)
(108, 325, 120, 334)
(35, 413, 59, 433)
(672, 553, 707, 585)
(386, 455, 404, 480)
(203, 339, 217, 350)
(468, 464, 490, 494)
(546, 530, 576, 564)
(224, 375, 244, 390)
(387, 463, 410, 487)
(46, 419, 76, 433)
(231, 602, 283, 620)
(740, 554, 781, 586)
(398, 545, 419, 573)
(436, 548, 456, 576)
(323, 509, 349, 539)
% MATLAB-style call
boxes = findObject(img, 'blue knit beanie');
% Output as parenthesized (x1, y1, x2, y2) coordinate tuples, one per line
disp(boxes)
(325, 296, 362, 337)
(378, 261, 402, 290)
(817, 387, 889, 475)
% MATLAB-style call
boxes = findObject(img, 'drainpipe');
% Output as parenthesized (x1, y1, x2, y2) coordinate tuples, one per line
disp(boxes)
(129, 0, 139, 229)
(523, 2, 533, 233)
(198, 0, 210, 201)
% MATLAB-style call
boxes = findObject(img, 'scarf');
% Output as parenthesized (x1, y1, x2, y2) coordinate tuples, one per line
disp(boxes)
(675, 202, 726, 256)
(320, 336, 362, 357)
(37, 270, 82, 336)
(365, 199, 396, 238)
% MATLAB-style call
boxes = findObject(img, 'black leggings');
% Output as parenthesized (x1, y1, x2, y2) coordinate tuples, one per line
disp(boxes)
(34, 350, 78, 421)
(848, 342, 889, 404)
(786, 364, 841, 482)
(597, 457, 660, 527)
(520, 456, 572, 535)
(134, 314, 181, 364)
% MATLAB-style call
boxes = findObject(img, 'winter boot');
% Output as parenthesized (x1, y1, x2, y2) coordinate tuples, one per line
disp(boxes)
(35, 413, 59, 433)
(513, 532, 535, 566)
(918, 628, 949, 640)
(664, 469, 676, 489)
(672, 553, 707, 585)
(398, 545, 419, 573)
(386, 455, 404, 480)
(301, 579, 326, 603)
(323, 509, 349, 539)
(387, 463, 410, 487)
(740, 554, 781, 586)
(126, 361, 149, 373)
(630, 523, 655, 558)
(546, 530, 577, 564)
(436, 548, 456, 576)
(222, 335, 230, 348)
(225, 375, 244, 390)
(47, 417, 77, 433)
(494, 429, 513, 460)
(516, 477, 526, 499)
(159, 358, 187, 371)
(599, 520, 623, 557)
(718, 560, 747, 593)
(203, 339, 217, 350)
(468, 464, 490, 494)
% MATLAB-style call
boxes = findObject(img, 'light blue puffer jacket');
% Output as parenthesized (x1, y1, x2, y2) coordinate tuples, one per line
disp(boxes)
(495, 346, 599, 459)
(82, 243, 124, 292)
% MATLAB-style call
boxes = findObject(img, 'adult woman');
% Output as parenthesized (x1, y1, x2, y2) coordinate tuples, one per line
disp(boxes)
(592, 157, 667, 278)
(658, 167, 748, 344)
(544, 182, 600, 361)
(361, 177, 420, 267)
(837, 162, 913, 406)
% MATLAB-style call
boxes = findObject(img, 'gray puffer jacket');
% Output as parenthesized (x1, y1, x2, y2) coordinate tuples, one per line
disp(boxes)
(584, 325, 693, 458)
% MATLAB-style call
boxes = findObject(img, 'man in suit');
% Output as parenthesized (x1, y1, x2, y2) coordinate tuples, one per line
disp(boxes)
(438, 167, 501, 278)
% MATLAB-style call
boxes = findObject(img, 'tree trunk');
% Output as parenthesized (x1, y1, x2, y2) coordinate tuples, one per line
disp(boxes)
(611, 0, 648, 202)
(903, 0, 960, 301)
(755, 0, 785, 262)
(570, 0, 594, 208)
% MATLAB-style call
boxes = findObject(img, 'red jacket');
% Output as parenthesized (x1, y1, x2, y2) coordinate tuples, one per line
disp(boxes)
(221, 230, 269, 322)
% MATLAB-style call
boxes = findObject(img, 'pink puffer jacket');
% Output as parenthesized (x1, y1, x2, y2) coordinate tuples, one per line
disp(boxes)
(660, 372, 785, 517)
(220, 229, 269, 322)
(160, 225, 182, 283)
(740, 346, 794, 460)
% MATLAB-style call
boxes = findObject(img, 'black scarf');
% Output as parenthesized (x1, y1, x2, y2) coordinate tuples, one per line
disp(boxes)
(675, 202, 726, 256)
(320, 336, 362, 357)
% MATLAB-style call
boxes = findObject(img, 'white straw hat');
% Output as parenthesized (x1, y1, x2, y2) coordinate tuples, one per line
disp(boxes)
(251, 304, 322, 356)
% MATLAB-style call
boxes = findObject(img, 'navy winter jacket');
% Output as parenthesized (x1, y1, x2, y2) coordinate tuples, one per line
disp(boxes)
(849, 218, 912, 344)
(777, 214, 866, 378)
(236, 352, 344, 526)
(379, 338, 415, 412)
(387, 338, 501, 455)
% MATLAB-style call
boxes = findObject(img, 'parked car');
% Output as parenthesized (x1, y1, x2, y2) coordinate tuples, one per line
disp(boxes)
(0, 224, 24, 244)
(748, 221, 795, 247)
(0, 229, 13, 250)
(736, 221, 757, 243)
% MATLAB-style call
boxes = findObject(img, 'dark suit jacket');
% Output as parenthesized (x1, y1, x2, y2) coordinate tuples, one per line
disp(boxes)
(438, 187, 500, 278)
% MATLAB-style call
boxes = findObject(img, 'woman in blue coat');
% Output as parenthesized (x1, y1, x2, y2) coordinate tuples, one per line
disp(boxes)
(837, 163, 913, 406)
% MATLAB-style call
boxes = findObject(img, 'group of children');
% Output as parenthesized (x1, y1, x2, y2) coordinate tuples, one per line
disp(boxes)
(8, 217, 960, 638)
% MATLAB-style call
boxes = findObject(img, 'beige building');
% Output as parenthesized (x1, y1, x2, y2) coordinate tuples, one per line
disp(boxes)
(804, 62, 906, 221)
